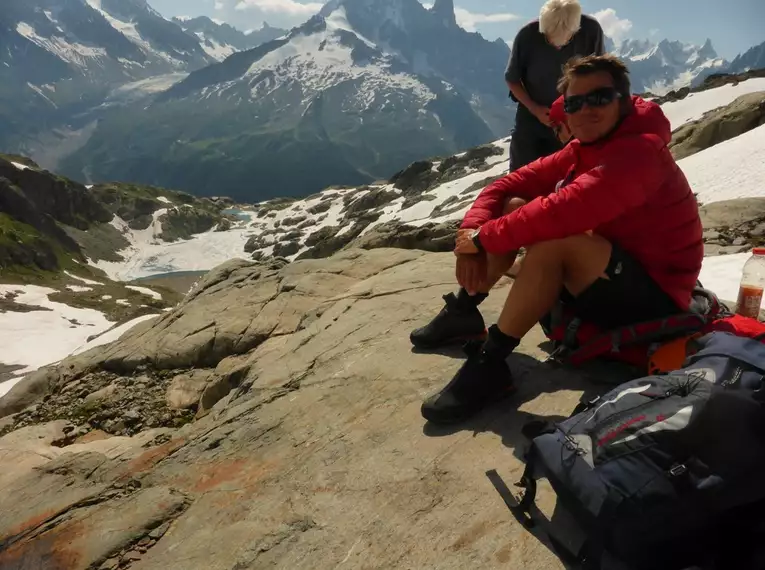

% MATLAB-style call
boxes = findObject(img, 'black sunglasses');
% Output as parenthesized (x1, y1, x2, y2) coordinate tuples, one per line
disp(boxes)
(563, 87, 622, 114)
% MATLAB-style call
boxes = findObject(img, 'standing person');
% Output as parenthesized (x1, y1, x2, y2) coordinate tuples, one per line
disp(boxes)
(506, 0, 605, 171)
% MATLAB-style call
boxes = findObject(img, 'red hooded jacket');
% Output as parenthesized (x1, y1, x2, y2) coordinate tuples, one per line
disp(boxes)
(462, 96, 703, 310)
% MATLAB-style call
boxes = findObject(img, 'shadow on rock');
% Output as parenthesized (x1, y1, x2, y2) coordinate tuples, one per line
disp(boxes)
(421, 351, 643, 569)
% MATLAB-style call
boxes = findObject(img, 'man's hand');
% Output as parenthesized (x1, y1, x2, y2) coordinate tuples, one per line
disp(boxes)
(456, 253, 487, 296)
(555, 123, 572, 144)
(454, 229, 479, 255)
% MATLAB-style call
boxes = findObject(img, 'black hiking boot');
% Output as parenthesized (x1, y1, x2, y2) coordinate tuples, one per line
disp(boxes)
(410, 292, 487, 350)
(421, 338, 515, 424)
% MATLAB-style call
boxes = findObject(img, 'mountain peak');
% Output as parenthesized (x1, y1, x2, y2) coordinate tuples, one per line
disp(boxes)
(431, 0, 457, 27)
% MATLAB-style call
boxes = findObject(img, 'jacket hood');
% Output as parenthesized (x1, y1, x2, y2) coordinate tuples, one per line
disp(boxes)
(614, 96, 672, 145)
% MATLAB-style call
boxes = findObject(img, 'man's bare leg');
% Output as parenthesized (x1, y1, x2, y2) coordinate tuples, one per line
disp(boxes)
(496, 233, 612, 339)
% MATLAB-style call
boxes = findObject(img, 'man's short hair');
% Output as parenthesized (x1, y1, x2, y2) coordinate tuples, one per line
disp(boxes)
(539, 0, 582, 45)
(557, 54, 632, 98)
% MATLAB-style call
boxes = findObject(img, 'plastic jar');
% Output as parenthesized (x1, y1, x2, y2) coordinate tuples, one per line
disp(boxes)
(735, 247, 765, 319)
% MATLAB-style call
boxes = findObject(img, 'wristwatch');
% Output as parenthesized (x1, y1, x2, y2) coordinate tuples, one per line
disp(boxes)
(470, 228, 484, 253)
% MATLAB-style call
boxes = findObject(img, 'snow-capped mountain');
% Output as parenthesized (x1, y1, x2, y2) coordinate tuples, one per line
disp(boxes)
(610, 37, 727, 94)
(58, 0, 512, 201)
(1, 0, 212, 84)
(173, 16, 286, 62)
(720, 40, 765, 75)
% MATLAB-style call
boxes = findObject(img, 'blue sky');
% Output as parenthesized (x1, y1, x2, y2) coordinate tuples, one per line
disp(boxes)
(151, 0, 764, 60)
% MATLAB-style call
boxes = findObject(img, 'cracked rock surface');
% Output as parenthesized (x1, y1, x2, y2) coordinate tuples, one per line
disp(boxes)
(0, 248, 601, 569)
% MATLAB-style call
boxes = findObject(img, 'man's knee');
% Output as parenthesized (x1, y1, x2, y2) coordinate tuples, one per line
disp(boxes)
(502, 197, 527, 215)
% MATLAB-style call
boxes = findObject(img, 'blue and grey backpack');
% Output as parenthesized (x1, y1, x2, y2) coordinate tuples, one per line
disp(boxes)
(492, 331, 765, 570)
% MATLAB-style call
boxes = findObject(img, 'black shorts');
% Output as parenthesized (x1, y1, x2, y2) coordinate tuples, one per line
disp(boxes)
(559, 244, 680, 330)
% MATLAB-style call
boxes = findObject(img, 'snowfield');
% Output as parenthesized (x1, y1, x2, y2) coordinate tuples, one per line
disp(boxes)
(662, 78, 765, 130)
(0, 285, 112, 397)
(679, 124, 765, 205)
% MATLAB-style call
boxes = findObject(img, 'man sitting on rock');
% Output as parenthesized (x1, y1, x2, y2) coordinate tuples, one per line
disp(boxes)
(411, 54, 704, 424)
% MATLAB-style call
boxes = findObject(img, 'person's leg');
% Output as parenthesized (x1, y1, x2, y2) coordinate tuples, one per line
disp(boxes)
(495, 234, 612, 340)
(421, 233, 615, 424)
(410, 198, 527, 349)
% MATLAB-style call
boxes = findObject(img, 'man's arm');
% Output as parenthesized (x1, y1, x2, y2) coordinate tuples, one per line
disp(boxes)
(505, 28, 551, 126)
(475, 139, 666, 253)
(508, 82, 551, 127)
(461, 147, 573, 230)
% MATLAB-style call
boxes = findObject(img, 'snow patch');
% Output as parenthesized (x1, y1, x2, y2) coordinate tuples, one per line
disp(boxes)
(70, 314, 159, 356)
(699, 253, 749, 308)
(0, 285, 113, 396)
(66, 285, 93, 293)
(125, 285, 163, 300)
(679, 124, 765, 205)
(64, 271, 103, 286)
(10, 162, 30, 171)
(16, 22, 109, 68)
(661, 78, 765, 129)
(157, 196, 172, 204)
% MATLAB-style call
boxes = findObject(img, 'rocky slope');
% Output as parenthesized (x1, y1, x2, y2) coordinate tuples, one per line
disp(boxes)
(57, 0, 511, 201)
(0, 157, 229, 278)
(0, 248, 592, 570)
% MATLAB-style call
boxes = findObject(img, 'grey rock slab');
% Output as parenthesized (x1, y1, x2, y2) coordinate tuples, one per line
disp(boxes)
(0, 486, 188, 570)
(700, 197, 765, 230)
(0, 249, 612, 570)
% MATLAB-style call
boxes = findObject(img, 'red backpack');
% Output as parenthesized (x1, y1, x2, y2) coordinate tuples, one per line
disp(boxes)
(542, 284, 732, 368)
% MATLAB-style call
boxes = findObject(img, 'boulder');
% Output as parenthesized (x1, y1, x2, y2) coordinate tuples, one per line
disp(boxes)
(389, 161, 438, 194)
(343, 188, 399, 216)
(700, 198, 765, 254)
(166, 371, 213, 410)
(671, 92, 765, 160)
(0, 248, 606, 570)
(159, 207, 221, 242)
(272, 241, 300, 258)
(215, 218, 232, 232)
(352, 220, 459, 253)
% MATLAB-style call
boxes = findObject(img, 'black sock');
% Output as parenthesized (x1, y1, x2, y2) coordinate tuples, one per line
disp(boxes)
(484, 324, 520, 358)
(457, 288, 488, 309)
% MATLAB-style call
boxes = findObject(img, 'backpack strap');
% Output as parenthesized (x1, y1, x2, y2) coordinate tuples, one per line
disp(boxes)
(566, 313, 710, 366)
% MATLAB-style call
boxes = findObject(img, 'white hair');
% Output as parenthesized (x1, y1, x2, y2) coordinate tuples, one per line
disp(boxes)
(539, 0, 582, 46)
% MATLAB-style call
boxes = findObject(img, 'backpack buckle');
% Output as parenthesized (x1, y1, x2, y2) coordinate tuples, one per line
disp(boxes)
(669, 464, 687, 477)
(545, 343, 569, 364)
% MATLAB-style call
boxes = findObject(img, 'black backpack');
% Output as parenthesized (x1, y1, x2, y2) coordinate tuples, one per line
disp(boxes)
(492, 331, 765, 570)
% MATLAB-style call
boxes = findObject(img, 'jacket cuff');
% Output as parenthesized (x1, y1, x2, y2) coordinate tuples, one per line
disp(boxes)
(479, 219, 514, 255)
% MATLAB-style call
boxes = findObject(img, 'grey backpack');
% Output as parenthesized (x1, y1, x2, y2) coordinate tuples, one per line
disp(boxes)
(495, 331, 765, 570)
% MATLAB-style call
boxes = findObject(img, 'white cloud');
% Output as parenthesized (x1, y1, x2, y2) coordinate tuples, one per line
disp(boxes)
(453, 8, 520, 32)
(593, 8, 633, 44)
(649, 28, 660, 37)
(234, 0, 323, 16)
(214, 0, 225, 10)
